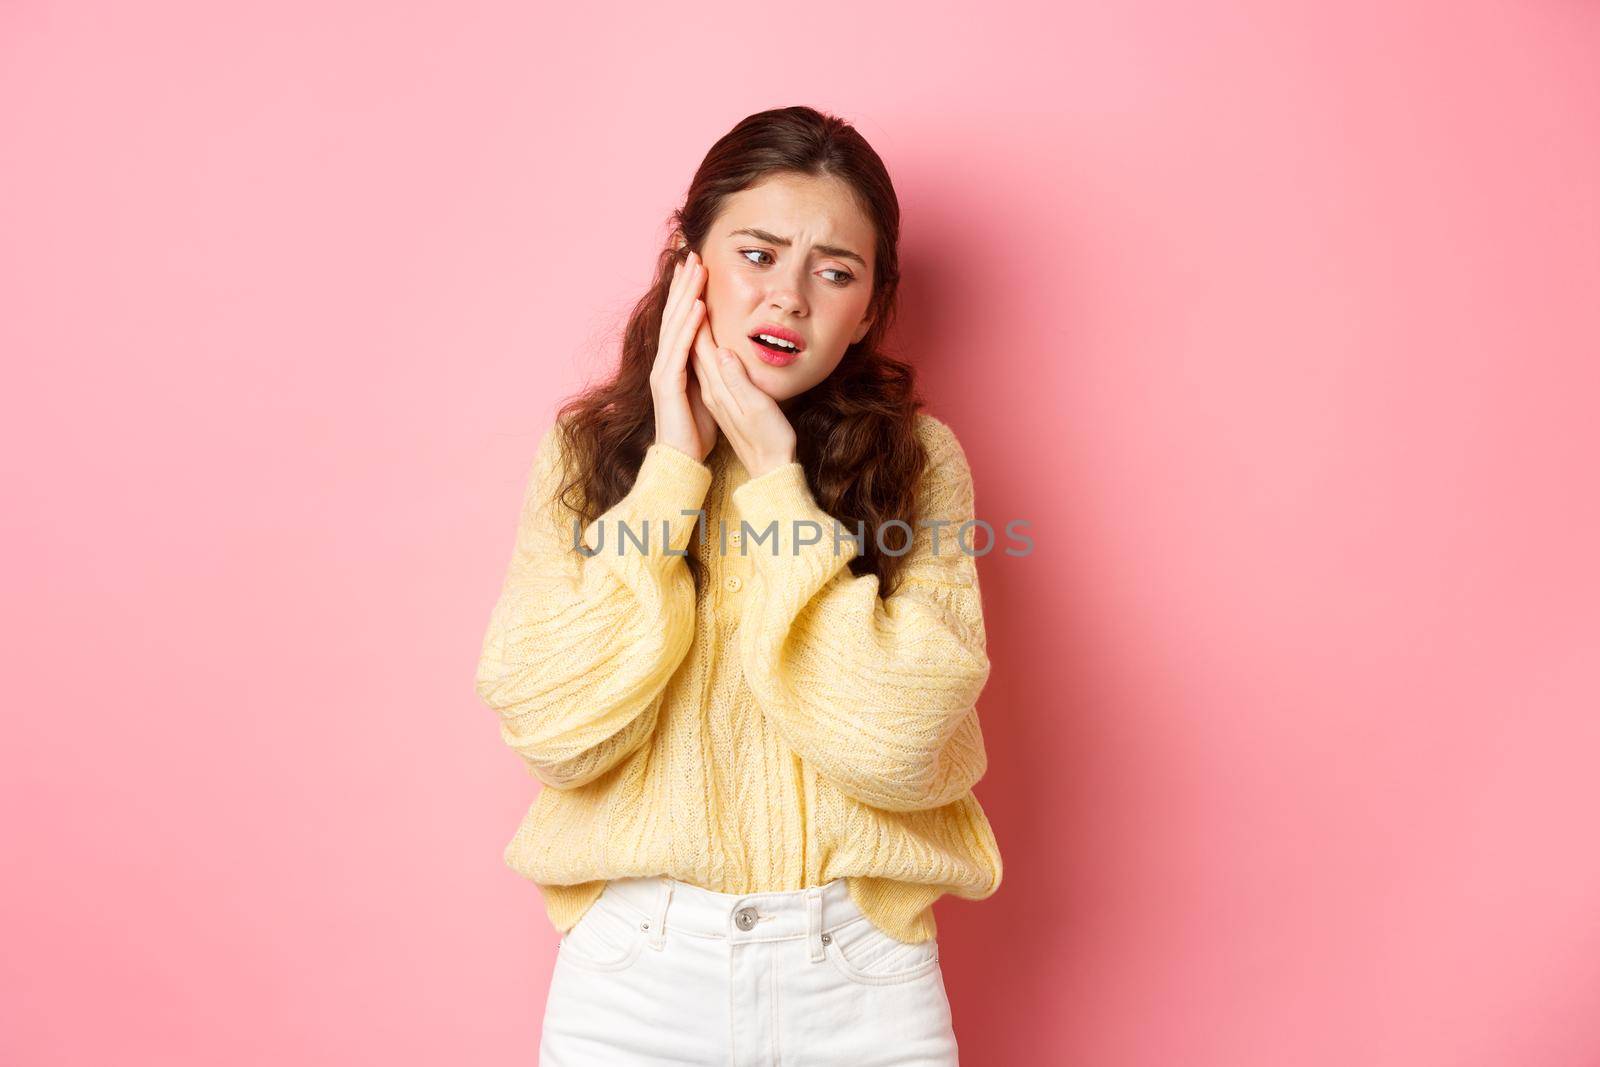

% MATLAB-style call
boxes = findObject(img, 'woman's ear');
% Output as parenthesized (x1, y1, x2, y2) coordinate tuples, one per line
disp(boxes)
(851, 314, 875, 344)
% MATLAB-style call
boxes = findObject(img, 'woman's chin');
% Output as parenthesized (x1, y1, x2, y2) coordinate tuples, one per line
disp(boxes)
(724, 347, 807, 406)
(750, 369, 800, 405)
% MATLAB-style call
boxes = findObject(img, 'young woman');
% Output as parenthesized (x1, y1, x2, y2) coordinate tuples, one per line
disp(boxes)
(475, 105, 1002, 1066)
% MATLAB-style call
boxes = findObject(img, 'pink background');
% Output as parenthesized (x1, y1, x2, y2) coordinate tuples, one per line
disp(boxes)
(4, 2, 1598, 1064)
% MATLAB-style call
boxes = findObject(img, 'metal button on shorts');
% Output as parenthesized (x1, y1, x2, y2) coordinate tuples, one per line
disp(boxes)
(734, 906, 758, 931)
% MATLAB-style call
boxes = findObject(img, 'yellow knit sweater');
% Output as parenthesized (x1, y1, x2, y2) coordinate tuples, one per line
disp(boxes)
(474, 411, 1002, 944)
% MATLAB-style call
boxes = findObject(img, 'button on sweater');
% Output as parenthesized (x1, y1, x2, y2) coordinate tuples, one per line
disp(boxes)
(473, 411, 1003, 943)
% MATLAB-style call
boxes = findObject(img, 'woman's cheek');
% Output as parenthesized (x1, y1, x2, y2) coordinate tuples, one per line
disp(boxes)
(706, 278, 752, 347)
(706, 303, 735, 351)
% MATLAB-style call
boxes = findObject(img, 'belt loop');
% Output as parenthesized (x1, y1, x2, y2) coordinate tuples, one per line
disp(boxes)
(806, 886, 824, 963)
(648, 879, 673, 950)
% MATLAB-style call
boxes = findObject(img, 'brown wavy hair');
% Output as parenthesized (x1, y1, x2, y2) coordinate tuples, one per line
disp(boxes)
(549, 105, 931, 596)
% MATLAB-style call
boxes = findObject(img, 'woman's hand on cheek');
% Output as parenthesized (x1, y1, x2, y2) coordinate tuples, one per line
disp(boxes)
(692, 316, 797, 478)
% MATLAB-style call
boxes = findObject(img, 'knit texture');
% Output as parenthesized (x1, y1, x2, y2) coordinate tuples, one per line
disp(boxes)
(474, 412, 1002, 943)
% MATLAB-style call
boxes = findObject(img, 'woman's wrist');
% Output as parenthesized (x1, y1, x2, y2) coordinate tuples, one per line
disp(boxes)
(746, 451, 797, 479)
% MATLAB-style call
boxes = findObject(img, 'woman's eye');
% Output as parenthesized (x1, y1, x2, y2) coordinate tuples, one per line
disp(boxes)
(738, 249, 854, 286)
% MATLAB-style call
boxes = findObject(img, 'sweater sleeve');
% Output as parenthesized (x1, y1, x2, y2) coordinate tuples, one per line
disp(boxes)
(730, 417, 993, 813)
(474, 423, 711, 789)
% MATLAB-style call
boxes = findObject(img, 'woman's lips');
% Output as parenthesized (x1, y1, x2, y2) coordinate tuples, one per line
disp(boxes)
(748, 335, 801, 367)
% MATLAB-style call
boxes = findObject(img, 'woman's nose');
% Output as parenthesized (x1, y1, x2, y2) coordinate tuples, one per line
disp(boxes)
(766, 284, 807, 317)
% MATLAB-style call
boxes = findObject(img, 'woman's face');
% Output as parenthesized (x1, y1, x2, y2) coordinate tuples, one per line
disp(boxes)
(694, 172, 877, 408)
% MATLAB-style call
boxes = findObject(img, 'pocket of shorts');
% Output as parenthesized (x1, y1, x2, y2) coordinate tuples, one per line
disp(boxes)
(822, 915, 941, 986)
(556, 891, 649, 973)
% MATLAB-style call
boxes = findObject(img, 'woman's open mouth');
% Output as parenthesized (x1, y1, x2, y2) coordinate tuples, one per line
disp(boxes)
(748, 326, 804, 367)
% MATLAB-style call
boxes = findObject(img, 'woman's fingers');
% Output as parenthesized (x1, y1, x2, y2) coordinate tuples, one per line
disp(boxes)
(657, 253, 703, 376)
(689, 330, 711, 410)
(672, 300, 704, 373)
(716, 349, 748, 397)
(692, 318, 733, 415)
(688, 331, 709, 407)
(689, 370, 720, 442)
(653, 248, 716, 461)
(664, 254, 696, 328)
(662, 257, 690, 339)
(687, 362, 713, 419)
(691, 306, 718, 370)
(673, 258, 705, 352)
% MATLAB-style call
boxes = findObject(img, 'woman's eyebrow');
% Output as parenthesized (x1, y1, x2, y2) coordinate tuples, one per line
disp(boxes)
(727, 227, 866, 268)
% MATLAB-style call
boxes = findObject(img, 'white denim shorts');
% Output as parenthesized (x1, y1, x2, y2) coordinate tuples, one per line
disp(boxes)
(537, 874, 959, 1066)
